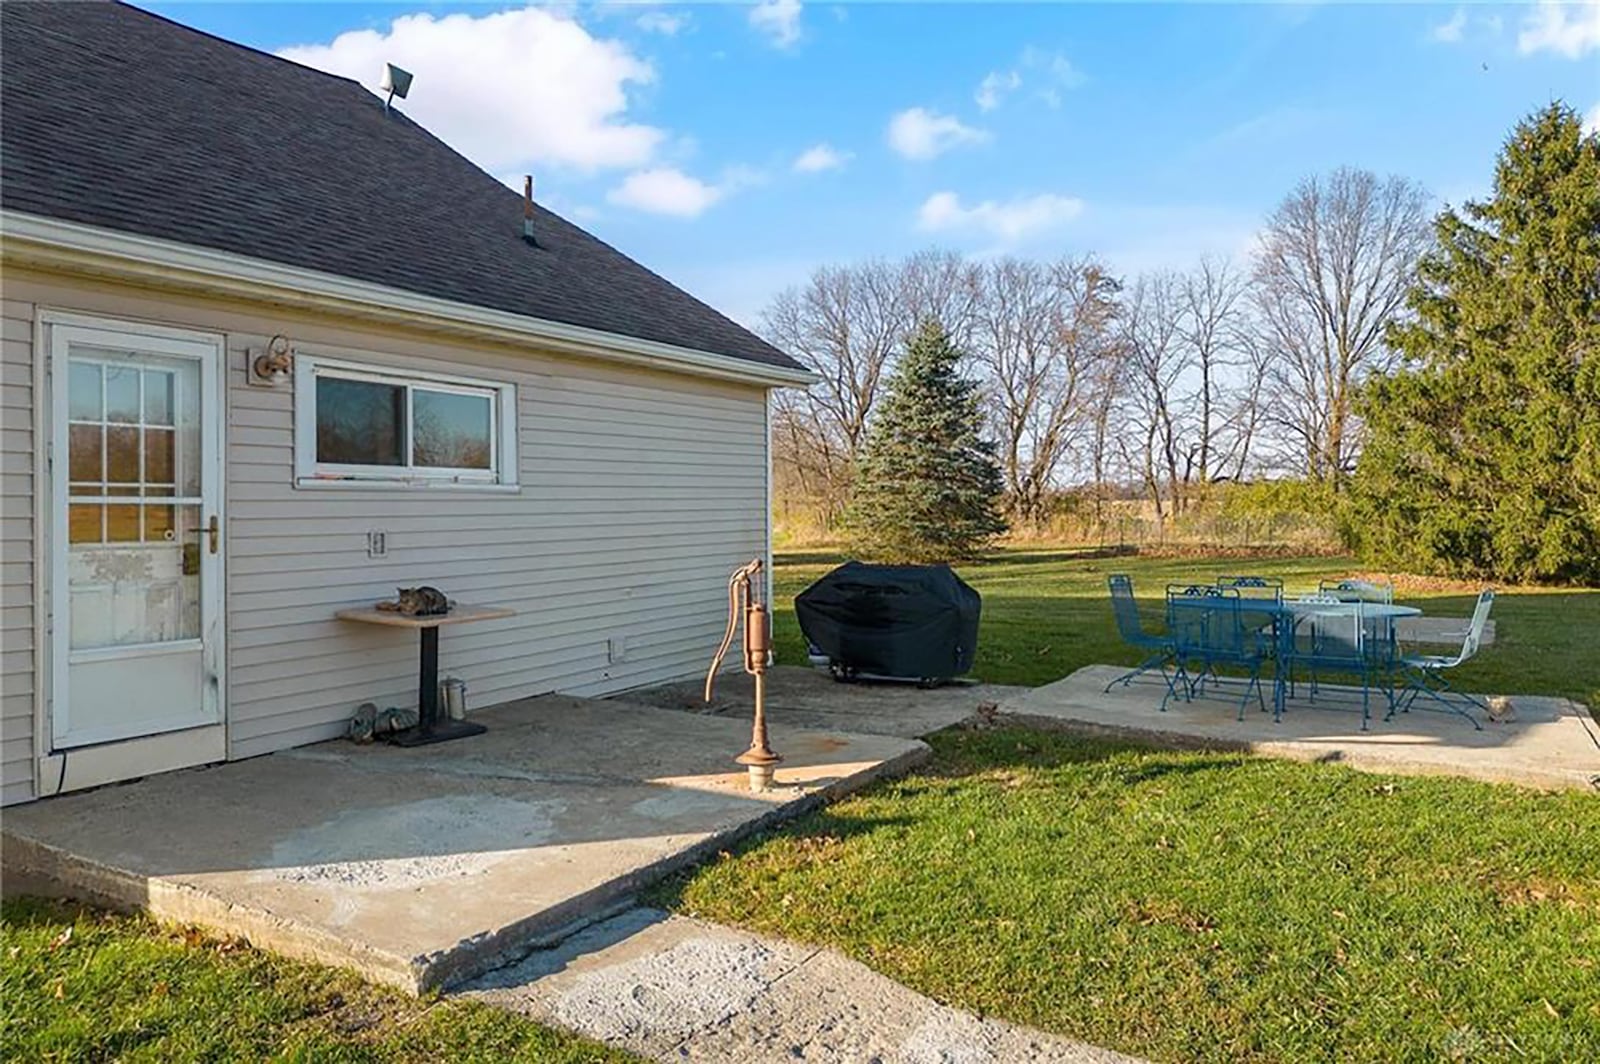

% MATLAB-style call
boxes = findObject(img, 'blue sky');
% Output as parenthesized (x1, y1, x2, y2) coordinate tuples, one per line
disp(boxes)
(140, 2, 1599, 327)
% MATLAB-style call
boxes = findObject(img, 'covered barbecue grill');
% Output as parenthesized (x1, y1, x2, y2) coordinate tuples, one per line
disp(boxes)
(794, 562, 981, 683)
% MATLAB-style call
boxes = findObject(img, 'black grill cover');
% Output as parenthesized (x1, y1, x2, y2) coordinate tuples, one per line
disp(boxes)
(794, 562, 981, 680)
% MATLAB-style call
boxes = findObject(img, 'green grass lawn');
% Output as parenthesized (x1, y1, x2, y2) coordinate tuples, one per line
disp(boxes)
(0, 897, 634, 1063)
(649, 548, 1600, 1061)
(657, 727, 1600, 1063)
(769, 549, 1600, 711)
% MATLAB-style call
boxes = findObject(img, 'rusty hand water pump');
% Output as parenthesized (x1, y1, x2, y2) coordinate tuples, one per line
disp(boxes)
(705, 558, 781, 791)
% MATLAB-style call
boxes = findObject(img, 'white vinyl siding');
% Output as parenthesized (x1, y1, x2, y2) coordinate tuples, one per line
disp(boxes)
(0, 271, 771, 785)
(2, 298, 38, 805)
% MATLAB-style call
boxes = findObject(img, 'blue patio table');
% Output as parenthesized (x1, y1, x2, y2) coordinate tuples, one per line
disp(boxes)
(1272, 600, 1421, 725)
(1165, 595, 1421, 725)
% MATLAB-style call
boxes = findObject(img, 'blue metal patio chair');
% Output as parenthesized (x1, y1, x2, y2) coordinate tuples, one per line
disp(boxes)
(1389, 589, 1493, 731)
(1218, 575, 1285, 603)
(1283, 594, 1380, 729)
(1318, 578, 1395, 604)
(1103, 575, 1183, 700)
(1165, 585, 1273, 717)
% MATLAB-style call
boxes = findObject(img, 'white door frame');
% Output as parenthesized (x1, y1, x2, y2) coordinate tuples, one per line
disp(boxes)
(41, 310, 226, 761)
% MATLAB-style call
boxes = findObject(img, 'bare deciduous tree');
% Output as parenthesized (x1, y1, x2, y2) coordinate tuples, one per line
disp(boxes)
(1252, 167, 1431, 485)
(1178, 256, 1250, 486)
(976, 256, 1119, 524)
(1120, 271, 1191, 527)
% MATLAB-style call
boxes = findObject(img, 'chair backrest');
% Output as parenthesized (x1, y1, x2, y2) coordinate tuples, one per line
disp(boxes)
(1166, 585, 1240, 654)
(1293, 595, 1365, 663)
(1318, 578, 1394, 605)
(1107, 574, 1148, 643)
(1218, 575, 1284, 602)
(1459, 589, 1495, 662)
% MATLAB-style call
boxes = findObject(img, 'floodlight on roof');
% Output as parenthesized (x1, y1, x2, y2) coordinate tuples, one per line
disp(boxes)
(380, 63, 412, 112)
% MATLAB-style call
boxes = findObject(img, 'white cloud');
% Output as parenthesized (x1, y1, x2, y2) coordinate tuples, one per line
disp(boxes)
(1024, 47, 1086, 107)
(887, 107, 989, 160)
(975, 48, 1086, 112)
(793, 143, 850, 172)
(1429, 8, 1467, 44)
(1518, 0, 1600, 58)
(606, 165, 762, 218)
(636, 10, 686, 36)
(975, 69, 1021, 112)
(1585, 102, 1600, 136)
(607, 167, 722, 216)
(916, 190, 1085, 242)
(750, 0, 803, 48)
(278, 7, 661, 173)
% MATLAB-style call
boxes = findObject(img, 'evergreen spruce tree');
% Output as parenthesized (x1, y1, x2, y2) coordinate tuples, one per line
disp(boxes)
(1348, 103, 1600, 583)
(842, 320, 1007, 562)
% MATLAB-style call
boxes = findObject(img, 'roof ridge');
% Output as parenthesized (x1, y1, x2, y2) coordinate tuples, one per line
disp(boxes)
(120, 0, 366, 91)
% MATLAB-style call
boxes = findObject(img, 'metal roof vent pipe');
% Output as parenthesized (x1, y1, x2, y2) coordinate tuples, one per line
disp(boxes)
(522, 175, 538, 247)
(381, 62, 412, 112)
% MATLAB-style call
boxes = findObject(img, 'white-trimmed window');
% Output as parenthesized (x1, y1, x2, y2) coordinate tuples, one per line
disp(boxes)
(294, 356, 518, 488)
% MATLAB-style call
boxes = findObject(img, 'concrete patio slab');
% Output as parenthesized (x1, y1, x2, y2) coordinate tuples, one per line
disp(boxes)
(462, 906, 1142, 1064)
(999, 665, 1600, 791)
(1, 696, 927, 993)
(625, 664, 1026, 739)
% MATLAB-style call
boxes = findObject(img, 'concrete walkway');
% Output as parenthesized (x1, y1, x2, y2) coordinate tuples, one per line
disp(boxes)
(463, 907, 1142, 1064)
(1000, 665, 1600, 791)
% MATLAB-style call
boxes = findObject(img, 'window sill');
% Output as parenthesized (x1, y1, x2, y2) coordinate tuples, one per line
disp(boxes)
(293, 478, 522, 494)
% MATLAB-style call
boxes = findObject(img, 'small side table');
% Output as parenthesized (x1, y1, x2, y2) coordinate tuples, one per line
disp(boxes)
(334, 603, 515, 746)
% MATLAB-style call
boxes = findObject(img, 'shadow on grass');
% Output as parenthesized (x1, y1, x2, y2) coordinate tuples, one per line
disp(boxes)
(2, 895, 110, 931)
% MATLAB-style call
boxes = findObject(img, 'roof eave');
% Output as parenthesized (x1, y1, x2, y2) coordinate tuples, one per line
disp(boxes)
(0, 210, 819, 389)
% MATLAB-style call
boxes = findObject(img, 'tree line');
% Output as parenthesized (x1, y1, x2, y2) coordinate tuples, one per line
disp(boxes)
(768, 168, 1430, 530)
(767, 103, 1600, 583)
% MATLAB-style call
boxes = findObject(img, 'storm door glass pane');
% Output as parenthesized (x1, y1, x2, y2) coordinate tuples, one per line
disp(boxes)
(413, 389, 492, 469)
(69, 362, 102, 421)
(316, 376, 404, 466)
(66, 348, 203, 650)
(105, 366, 140, 422)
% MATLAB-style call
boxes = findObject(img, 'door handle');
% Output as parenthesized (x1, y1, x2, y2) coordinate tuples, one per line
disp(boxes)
(207, 514, 219, 554)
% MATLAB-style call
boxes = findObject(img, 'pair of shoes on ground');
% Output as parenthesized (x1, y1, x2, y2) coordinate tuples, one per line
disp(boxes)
(346, 702, 420, 742)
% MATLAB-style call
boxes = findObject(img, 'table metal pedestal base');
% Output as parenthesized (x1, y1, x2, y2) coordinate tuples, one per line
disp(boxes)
(380, 623, 488, 747)
(388, 718, 488, 747)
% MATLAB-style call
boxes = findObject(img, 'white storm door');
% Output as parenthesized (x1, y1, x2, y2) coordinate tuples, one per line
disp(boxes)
(49, 321, 224, 749)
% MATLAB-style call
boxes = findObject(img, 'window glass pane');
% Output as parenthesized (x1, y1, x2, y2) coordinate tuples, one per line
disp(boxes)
(106, 426, 140, 482)
(317, 376, 404, 466)
(69, 362, 102, 421)
(105, 365, 141, 423)
(69, 424, 103, 483)
(145, 428, 175, 486)
(144, 371, 174, 425)
(69, 504, 103, 544)
(145, 504, 176, 542)
(413, 389, 493, 470)
(106, 504, 141, 543)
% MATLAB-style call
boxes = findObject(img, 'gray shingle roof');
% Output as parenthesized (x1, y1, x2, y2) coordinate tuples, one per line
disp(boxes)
(1, 1, 803, 373)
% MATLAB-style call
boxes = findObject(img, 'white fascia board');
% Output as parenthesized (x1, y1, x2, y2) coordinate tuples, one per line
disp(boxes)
(0, 210, 819, 389)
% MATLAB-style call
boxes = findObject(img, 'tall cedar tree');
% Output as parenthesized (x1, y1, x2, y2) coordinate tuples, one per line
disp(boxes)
(843, 321, 1007, 562)
(1348, 103, 1600, 583)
